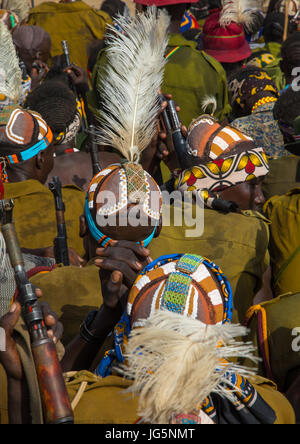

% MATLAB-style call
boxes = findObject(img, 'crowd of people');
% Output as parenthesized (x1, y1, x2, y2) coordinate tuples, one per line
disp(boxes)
(0, 0, 300, 425)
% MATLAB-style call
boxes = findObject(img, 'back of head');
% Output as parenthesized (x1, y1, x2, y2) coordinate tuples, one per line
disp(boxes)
(263, 11, 297, 43)
(273, 86, 300, 153)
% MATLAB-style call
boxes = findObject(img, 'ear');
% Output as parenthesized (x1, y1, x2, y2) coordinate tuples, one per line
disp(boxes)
(79, 214, 87, 238)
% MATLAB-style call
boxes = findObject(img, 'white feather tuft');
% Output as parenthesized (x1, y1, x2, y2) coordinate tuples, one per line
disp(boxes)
(201, 95, 217, 115)
(0, 20, 22, 103)
(117, 310, 259, 424)
(219, 0, 261, 28)
(96, 7, 170, 163)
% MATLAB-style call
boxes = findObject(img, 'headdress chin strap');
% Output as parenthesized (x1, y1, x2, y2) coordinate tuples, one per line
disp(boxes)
(84, 197, 158, 248)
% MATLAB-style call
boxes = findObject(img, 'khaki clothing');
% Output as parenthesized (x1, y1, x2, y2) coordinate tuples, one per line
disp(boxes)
(150, 205, 270, 324)
(27, 1, 112, 71)
(262, 155, 300, 201)
(30, 263, 102, 346)
(264, 188, 300, 296)
(3, 179, 85, 257)
(245, 293, 300, 392)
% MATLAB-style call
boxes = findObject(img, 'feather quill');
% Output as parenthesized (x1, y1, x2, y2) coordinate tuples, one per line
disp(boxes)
(118, 310, 259, 424)
(2, 0, 30, 22)
(96, 7, 170, 163)
(0, 20, 22, 104)
(219, 0, 262, 28)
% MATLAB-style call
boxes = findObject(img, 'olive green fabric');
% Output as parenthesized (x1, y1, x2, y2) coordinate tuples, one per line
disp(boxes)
(263, 155, 300, 201)
(27, 1, 112, 71)
(3, 179, 85, 257)
(246, 293, 300, 393)
(150, 205, 270, 324)
(162, 33, 231, 127)
(264, 188, 300, 296)
(30, 264, 102, 346)
(87, 34, 231, 129)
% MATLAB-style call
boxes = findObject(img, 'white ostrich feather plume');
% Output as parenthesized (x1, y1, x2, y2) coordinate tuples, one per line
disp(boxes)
(2, 0, 30, 22)
(117, 310, 259, 424)
(201, 95, 217, 116)
(0, 20, 22, 103)
(96, 7, 170, 163)
(220, 0, 261, 28)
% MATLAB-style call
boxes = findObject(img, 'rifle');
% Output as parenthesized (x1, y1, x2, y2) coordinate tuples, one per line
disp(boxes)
(0, 199, 74, 424)
(48, 176, 70, 266)
(160, 96, 195, 171)
(86, 125, 102, 177)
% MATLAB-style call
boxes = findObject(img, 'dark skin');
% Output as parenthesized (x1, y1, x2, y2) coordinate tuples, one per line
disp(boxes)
(6, 144, 84, 266)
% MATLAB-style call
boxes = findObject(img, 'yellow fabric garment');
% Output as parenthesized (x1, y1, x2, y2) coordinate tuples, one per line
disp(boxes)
(30, 263, 102, 346)
(27, 1, 112, 71)
(246, 293, 300, 392)
(262, 155, 300, 201)
(264, 188, 300, 296)
(150, 205, 270, 324)
(3, 179, 85, 257)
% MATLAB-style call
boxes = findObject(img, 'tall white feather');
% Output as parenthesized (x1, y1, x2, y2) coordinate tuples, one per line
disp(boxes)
(118, 310, 259, 424)
(0, 20, 22, 104)
(220, 0, 261, 28)
(96, 7, 170, 163)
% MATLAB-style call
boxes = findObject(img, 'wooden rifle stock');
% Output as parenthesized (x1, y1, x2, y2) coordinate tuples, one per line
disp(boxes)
(0, 199, 74, 424)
